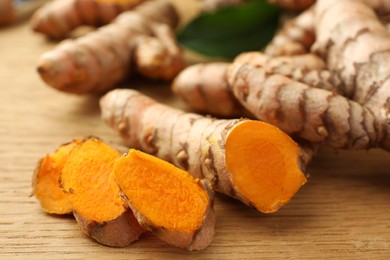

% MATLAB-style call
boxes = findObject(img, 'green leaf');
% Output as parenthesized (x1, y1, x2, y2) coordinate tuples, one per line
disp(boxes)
(177, 0, 280, 59)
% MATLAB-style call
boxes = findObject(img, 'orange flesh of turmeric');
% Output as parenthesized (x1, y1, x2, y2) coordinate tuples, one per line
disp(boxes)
(114, 149, 208, 232)
(61, 138, 125, 223)
(33, 141, 80, 214)
(226, 121, 306, 213)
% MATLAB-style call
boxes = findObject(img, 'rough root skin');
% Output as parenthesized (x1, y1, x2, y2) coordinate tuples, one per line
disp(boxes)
(36, 0, 183, 94)
(100, 89, 309, 213)
(74, 210, 144, 248)
(264, 7, 315, 57)
(227, 62, 382, 150)
(173, 52, 345, 118)
(31, 0, 144, 39)
(313, 0, 390, 150)
(172, 62, 251, 118)
(235, 52, 345, 95)
(134, 23, 185, 80)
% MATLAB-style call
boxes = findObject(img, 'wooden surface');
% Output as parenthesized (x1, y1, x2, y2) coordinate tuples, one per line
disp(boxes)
(1, 3, 390, 259)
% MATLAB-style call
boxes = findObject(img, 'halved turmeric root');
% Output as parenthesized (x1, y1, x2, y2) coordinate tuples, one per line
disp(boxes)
(101, 89, 310, 213)
(60, 137, 144, 247)
(225, 121, 307, 211)
(31, 139, 81, 214)
(114, 149, 215, 250)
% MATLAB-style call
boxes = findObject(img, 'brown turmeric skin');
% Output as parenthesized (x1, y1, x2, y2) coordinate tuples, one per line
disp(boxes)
(172, 62, 251, 118)
(100, 89, 311, 213)
(264, 7, 315, 57)
(173, 52, 344, 118)
(31, 0, 144, 39)
(227, 62, 381, 150)
(134, 22, 185, 80)
(60, 137, 144, 247)
(313, 0, 390, 150)
(234, 52, 344, 95)
(36, 0, 183, 94)
(0, 0, 13, 26)
(114, 149, 215, 250)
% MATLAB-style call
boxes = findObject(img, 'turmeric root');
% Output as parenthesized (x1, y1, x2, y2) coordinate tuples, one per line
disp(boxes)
(31, 140, 81, 214)
(313, 0, 390, 150)
(268, 0, 315, 11)
(234, 52, 344, 94)
(227, 62, 382, 150)
(36, 0, 183, 94)
(114, 149, 215, 250)
(200, 0, 246, 12)
(0, 0, 13, 26)
(172, 62, 251, 118)
(200, 0, 314, 12)
(264, 7, 315, 56)
(172, 52, 343, 118)
(60, 137, 144, 247)
(100, 89, 312, 213)
(31, 0, 144, 39)
(134, 22, 185, 80)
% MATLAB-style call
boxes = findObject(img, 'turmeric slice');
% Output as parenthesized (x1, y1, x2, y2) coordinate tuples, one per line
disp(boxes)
(60, 137, 144, 247)
(31, 140, 81, 214)
(114, 149, 215, 250)
(100, 89, 312, 213)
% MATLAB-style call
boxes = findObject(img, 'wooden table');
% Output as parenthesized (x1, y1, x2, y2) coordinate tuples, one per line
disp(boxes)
(1, 2, 390, 259)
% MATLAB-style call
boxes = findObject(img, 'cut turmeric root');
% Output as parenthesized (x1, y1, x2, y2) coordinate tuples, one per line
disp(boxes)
(31, 140, 81, 214)
(101, 89, 311, 213)
(114, 149, 215, 250)
(60, 137, 144, 247)
(225, 121, 307, 211)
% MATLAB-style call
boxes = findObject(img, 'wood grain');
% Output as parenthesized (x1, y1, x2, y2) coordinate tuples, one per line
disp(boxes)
(1, 2, 390, 259)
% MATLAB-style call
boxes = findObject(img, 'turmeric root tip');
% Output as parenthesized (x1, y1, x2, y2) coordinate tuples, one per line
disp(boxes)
(114, 149, 216, 251)
(226, 121, 307, 213)
(61, 137, 144, 247)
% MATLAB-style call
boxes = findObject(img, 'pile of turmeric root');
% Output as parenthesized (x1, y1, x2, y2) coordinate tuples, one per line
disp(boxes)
(30, 0, 390, 251)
